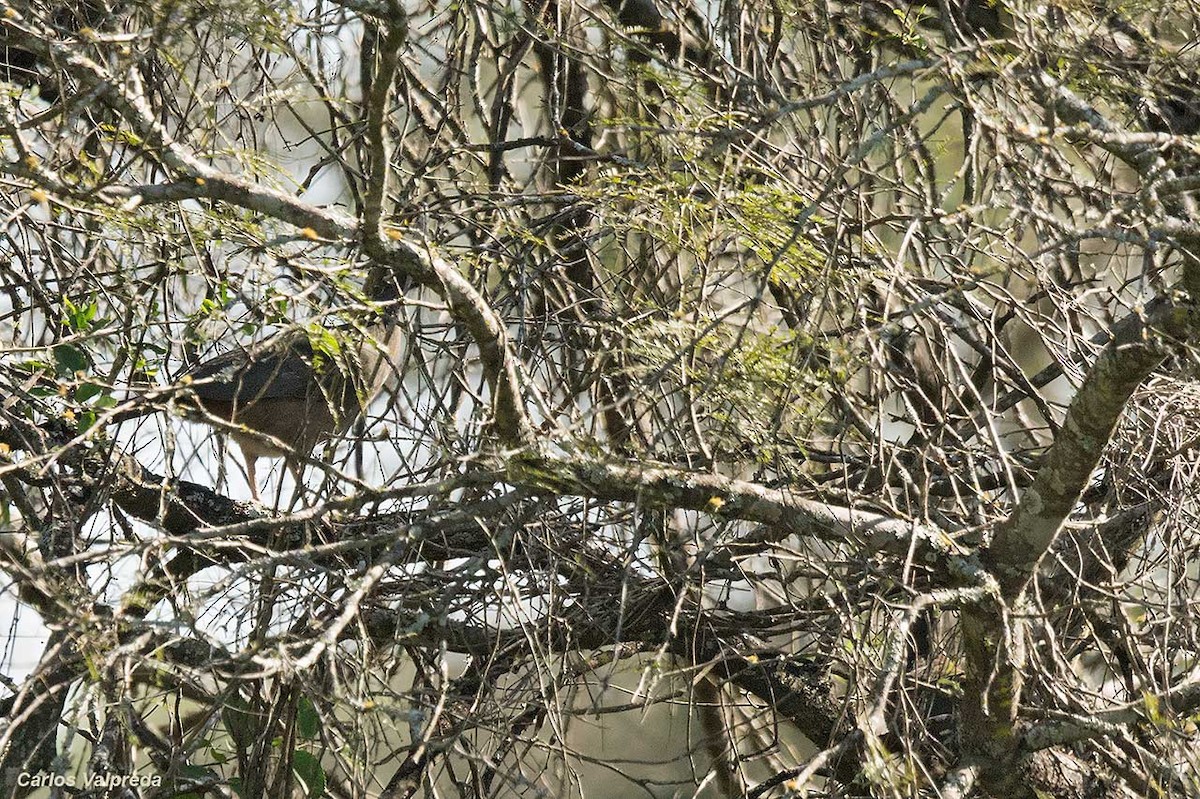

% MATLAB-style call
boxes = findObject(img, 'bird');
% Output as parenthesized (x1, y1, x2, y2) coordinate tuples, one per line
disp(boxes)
(182, 266, 406, 502)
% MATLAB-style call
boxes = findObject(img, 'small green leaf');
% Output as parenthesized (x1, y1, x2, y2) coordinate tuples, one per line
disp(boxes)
(139, 341, 169, 356)
(76, 410, 97, 433)
(74, 383, 104, 403)
(223, 698, 261, 754)
(63, 296, 98, 332)
(291, 751, 326, 797)
(307, 326, 342, 374)
(297, 697, 320, 739)
(53, 344, 88, 374)
(179, 764, 216, 781)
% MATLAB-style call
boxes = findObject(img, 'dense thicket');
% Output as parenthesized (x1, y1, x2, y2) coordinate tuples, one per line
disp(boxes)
(1, 1, 1199, 797)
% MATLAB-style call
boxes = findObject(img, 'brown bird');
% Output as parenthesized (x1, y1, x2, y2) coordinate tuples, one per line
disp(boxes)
(183, 267, 406, 502)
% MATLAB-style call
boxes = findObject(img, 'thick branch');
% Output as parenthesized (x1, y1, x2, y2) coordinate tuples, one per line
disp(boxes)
(986, 298, 1196, 598)
(507, 453, 972, 568)
(1022, 678, 1200, 751)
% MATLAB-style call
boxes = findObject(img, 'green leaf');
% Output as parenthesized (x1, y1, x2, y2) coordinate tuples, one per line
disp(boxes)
(174, 763, 218, 795)
(15, 359, 50, 373)
(291, 751, 326, 797)
(74, 382, 104, 403)
(297, 696, 320, 740)
(62, 296, 98, 332)
(222, 698, 261, 754)
(178, 764, 216, 782)
(139, 341, 169, 356)
(76, 410, 97, 434)
(53, 344, 88, 375)
(306, 326, 342, 374)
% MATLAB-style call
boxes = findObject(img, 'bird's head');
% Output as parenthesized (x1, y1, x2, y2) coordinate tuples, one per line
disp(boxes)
(363, 263, 415, 320)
